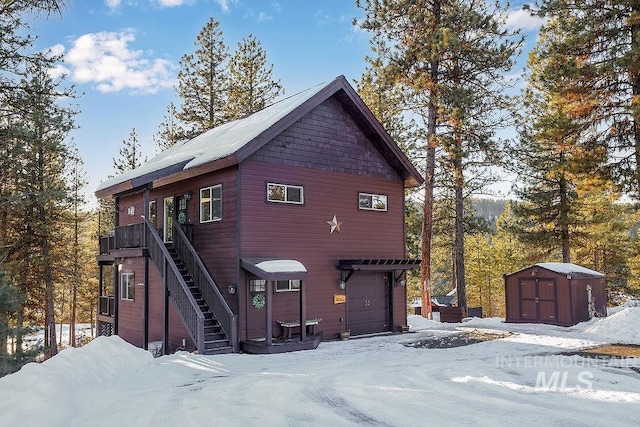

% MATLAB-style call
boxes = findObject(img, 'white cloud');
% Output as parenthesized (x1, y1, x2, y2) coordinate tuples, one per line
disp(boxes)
(256, 12, 272, 22)
(60, 30, 177, 94)
(213, 0, 238, 13)
(506, 8, 545, 31)
(155, 0, 191, 7)
(104, 0, 121, 11)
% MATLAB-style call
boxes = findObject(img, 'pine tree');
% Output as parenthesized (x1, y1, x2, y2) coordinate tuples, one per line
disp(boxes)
(508, 14, 605, 262)
(226, 34, 283, 119)
(154, 101, 184, 151)
(356, 36, 416, 161)
(113, 128, 146, 175)
(176, 17, 229, 137)
(7, 62, 77, 358)
(531, 0, 640, 197)
(357, 0, 522, 312)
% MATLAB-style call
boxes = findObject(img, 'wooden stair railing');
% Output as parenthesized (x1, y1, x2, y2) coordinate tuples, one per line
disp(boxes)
(143, 217, 206, 354)
(171, 220, 238, 351)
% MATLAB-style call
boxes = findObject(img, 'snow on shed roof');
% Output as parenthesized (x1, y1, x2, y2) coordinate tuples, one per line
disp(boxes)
(535, 263, 605, 278)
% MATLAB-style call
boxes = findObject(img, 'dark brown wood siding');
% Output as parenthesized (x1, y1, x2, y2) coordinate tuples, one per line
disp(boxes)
(115, 256, 194, 352)
(248, 96, 400, 181)
(239, 158, 407, 339)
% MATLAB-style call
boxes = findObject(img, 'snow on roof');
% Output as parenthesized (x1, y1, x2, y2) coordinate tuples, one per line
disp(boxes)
(255, 259, 307, 274)
(536, 262, 605, 278)
(96, 80, 328, 193)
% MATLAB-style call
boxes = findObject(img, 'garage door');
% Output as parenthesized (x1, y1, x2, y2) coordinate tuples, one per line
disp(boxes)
(347, 272, 390, 336)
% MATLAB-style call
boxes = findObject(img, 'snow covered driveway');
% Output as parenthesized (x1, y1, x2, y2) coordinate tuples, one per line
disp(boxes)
(1, 309, 639, 426)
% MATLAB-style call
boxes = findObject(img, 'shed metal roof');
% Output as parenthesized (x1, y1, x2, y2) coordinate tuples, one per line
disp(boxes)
(535, 262, 605, 278)
(96, 75, 424, 199)
(506, 263, 605, 279)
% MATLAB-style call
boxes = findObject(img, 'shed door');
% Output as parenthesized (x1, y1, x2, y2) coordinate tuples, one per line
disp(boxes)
(347, 272, 390, 336)
(519, 278, 557, 322)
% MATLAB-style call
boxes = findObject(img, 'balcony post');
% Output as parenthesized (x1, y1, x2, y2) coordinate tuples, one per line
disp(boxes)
(114, 260, 119, 334)
(143, 188, 150, 350)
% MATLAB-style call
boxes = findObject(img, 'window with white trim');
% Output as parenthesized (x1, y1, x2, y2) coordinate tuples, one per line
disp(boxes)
(358, 193, 388, 211)
(200, 184, 222, 222)
(121, 272, 134, 301)
(276, 279, 301, 292)
(267, 183, 304, 204)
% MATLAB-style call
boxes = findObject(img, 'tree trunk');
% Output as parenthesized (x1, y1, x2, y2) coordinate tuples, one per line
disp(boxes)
(631, 6, 640, 195)
(43, 234, 57, 357)
(420, 0, 441, 320)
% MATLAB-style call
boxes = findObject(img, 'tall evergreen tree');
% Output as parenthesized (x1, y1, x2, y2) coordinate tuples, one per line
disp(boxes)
(509, 13, 605, 262)
(0, 0, 67, 96)
(357, 0, 521, 312)
(225, 34, 283, 119)
(356, 36, 416, 160)
(112, 128, 146, 175)
(176, 17, 229, 138)
(154, 101, 184, 151)
(7, 62, 77, 358)
(531, 0, 640, 197)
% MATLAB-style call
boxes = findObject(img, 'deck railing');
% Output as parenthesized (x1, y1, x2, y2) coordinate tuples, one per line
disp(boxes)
(172, 221, 238, 351)
(99, 223, 145, 254)
(144, 217, 206, 354)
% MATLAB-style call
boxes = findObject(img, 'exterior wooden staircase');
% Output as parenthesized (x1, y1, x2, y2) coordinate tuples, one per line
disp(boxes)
(166, 245, 233, 354)
(144, 217, 238, 354)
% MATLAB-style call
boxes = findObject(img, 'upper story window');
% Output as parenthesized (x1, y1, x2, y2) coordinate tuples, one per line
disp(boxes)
(359, 193, 388, 211)
(121, 272, 134, 301)
(267, 183, 304, 205)
(200, 184, 222, 223)
(276, 279, 301, 292)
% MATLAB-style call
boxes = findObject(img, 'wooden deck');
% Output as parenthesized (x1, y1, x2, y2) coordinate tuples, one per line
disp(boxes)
(241, 333, 323, 354)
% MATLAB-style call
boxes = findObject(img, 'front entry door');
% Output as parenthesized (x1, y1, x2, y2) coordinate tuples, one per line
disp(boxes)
(347, 272, 390, 336)
(163, 197, 174, 243)
(520, 278, 557, 322)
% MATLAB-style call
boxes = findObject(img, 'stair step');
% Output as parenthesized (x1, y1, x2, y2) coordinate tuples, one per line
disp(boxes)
(203, 346, 234, 355)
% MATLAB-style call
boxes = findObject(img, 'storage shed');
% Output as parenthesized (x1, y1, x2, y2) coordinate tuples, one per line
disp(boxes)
(504, 263, 607, 326)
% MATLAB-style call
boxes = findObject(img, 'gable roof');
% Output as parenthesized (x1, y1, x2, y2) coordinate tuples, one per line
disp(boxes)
(535, 262, 605, 279)
(506, 263, 605, 279)
(95, 75, 424, 199)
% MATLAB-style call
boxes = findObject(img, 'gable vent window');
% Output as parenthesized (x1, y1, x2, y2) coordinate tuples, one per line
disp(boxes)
(267, 183, 304, 204)
(200, 184, 222, 223)
(359, 193, 388, 211)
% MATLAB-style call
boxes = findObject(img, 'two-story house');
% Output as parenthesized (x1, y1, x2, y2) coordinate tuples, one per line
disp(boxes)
(95, 75, 423, 354)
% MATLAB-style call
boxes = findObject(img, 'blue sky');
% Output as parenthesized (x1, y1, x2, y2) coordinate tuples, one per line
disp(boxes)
(26, 0, 543, 205)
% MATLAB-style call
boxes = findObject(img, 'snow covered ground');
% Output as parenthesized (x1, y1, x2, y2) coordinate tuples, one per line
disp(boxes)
(2, 309, 640, 427)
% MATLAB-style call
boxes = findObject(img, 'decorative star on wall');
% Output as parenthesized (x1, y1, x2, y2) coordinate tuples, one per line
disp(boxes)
(327, 215, 342, 234)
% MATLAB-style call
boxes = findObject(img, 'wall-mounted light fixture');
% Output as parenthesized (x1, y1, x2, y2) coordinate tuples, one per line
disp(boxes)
(337, 279, 346, 290)
(184, 191, 192, 201)
(394, 272, 406, 287)
(228, 283, 237, 295)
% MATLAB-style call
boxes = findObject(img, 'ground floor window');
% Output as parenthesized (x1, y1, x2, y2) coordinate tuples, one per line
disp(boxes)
(249, 279, 267, 293)
(121, 272, 135, 301)
(276, 279, 301, 292)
